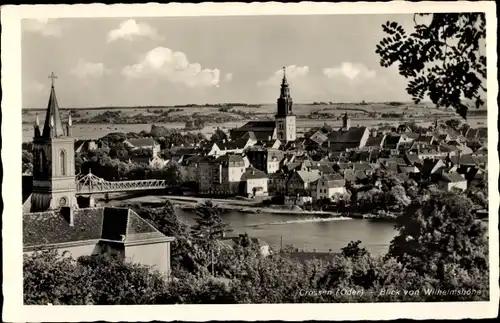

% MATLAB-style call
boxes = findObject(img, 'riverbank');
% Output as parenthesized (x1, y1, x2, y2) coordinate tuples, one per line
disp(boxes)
(113, 194, 401, 220)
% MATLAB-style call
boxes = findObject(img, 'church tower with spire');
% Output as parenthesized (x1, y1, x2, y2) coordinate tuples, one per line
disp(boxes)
(31, 72, 77, 212)
(275, 67, 296, 142)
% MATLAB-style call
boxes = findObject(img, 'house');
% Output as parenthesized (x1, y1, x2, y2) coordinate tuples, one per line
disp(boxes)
(222, 235, 271, 257)
(404, 152, 422, 166)
(75, 140, 108, 153)
(316, 173, 347, 201)
(268, 172, 288, 195)
(198, 154, 246, 195)
(217, 136, 257, 155)
(287, 169, 321, 197)
(414, 135, 436, 148)
(365, 134, 386, 150)
(352, 162, 374, 176)
(257, 138, 281, 150)
(421, 158, 447, 179)
(439, 172, 467, 191)
(309, 130, 329, 146)
(418, 148, 446, 160)
(323, 126, 370, 151)
(464, 127, 487, 142)
(241, 168, 269, 197)
(230, 120, 277, 141)
(23, 207, 175, 276)
(124, 137, 161, 156)
(245, 147, 284, 174)
(383, 134, 403, 150)
(343, 169, 368, 184)
(199, 141, 222, 157)
(180, 155, 205, 183)
(149, 155, 169, 169)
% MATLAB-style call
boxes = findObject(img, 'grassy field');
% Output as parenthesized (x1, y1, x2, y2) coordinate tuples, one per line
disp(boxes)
(22, 102, 487, 142)
(22, 101, 466, 123)
(22, 116, 487, 143)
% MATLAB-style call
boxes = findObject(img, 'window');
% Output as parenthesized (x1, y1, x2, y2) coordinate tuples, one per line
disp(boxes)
(60, 150, 66, 176)
(39, 151, 44, 173)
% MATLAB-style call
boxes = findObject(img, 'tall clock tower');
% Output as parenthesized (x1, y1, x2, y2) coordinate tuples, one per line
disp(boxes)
(275, 67, 296, 142)
(31, 72, 77, 212)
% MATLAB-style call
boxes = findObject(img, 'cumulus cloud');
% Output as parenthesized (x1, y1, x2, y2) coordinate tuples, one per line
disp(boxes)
(224, 73, 233, 82)
(71, 60, 108, 79)
(23, 18, 61, 37)
(257, 65, 310, 87)
(122, 46, 221, 88)
(108, 19, 160, 42)
(323, 62, 376, 81)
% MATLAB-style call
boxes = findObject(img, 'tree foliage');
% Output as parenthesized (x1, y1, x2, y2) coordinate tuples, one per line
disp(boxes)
(25, 190, 489, 304)
(210, 128, 228, 143)
(376, 13, 486, 119)
(24, 250, 167, 305)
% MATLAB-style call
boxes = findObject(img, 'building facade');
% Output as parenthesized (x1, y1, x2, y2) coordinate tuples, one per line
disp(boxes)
(275, 67, 297, 143)
(31, 81, 77, 212)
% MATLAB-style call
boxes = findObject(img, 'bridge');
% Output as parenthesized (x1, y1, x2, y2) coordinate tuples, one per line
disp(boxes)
(76, 172, 167, 195)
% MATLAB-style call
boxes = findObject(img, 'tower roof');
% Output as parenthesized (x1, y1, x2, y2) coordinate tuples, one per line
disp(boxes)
(42, 83, 65, 138)
(282, 66, 288, 85)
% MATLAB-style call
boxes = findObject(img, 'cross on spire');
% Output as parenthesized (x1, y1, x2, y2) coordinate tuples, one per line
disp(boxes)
(48, 72, 58, 87)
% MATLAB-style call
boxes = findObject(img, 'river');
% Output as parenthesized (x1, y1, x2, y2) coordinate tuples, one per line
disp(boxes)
(175, 209, 398, 256)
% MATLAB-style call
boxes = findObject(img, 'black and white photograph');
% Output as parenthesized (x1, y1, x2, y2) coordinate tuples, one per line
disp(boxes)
(1, 1, 498, 321)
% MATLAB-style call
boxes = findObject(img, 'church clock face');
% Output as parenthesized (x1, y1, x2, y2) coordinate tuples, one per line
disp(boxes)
(59, 196, 67, 207)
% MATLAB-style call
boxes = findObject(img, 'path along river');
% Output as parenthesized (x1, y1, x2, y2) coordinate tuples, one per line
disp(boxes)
(175, 209, 398, 256)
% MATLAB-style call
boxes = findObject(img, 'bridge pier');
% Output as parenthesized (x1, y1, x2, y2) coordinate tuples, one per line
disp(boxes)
(89, 196, 96, 208)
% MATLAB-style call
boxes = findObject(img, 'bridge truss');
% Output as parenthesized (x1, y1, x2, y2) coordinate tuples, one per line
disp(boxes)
(76, 172, 166, 194)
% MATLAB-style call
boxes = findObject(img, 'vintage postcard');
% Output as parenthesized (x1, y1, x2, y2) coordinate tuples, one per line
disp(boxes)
(1, 1, 498, 321)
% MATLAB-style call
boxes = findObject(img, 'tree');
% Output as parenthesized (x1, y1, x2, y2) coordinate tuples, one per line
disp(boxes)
(387, 191, 488, 299)
(22, 150, 33, 173)
(24, 250, 167, 305)
(210, 128, 228, 143)
(341, 240, 369, 259)
(376, 13, 486, 119)
(192, 201, 232, 241)
(162, 163, 185, 187)
(445, 118, 462, 131)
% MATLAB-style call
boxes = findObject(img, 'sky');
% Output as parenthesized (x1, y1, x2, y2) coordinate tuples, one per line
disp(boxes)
(22, 14, 419, 109)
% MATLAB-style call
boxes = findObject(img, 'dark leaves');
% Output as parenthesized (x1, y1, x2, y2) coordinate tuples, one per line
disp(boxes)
(376, 13, 486, 120)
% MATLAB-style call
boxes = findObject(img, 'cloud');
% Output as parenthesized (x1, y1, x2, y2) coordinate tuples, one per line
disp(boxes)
(23, 18, 61, 37)
(122, 46, 221, 88)
(71, 60, 108, 79)
(257, 65, 310, 87)
(224, 73, 233, 82)
(323, 62, 376, 81)
(108, 19, 160, 42)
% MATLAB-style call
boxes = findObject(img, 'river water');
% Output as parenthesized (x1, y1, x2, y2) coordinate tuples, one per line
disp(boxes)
(175, 209, 398, 256)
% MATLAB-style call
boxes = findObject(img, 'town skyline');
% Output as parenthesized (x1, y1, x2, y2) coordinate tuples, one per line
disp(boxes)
(22, 14, 423, 110)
